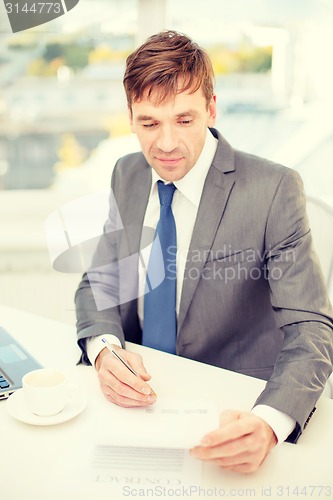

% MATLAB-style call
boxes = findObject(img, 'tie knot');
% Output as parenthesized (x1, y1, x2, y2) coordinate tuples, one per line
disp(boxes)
(157, 181, 176, 207)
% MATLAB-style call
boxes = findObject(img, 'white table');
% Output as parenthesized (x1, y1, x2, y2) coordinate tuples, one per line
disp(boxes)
(1, 305, 333, 500)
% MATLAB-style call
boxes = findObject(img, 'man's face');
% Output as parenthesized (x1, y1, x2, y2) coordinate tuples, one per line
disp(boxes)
(129, 87, 216, 182)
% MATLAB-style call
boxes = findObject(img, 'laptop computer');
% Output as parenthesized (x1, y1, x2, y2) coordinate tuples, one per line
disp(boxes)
(0, 326, 43, 400)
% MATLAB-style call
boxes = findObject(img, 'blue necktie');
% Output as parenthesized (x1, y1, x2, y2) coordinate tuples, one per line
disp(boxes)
(142, 181, 177, 354)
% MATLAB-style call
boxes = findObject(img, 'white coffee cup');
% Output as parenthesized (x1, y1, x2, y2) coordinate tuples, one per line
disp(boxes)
(22, 369, 74, 417)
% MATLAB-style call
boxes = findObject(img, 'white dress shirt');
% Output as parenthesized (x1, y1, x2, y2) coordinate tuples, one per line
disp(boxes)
(86, 128, 295, 443)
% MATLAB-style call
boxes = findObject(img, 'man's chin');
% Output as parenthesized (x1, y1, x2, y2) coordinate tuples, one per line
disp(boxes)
(157, 171, 187, 182)
(151, 163, 190, 182)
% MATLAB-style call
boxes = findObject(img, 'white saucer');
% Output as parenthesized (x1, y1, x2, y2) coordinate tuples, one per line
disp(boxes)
(6, 388, 87, 426)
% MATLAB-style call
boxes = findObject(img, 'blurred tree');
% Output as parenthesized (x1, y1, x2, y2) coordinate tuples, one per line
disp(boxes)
(44, 43, 63, 61)
(63, 43, 94, 70)
(27, 56, 65, 76)
(236, 35, 272, 72)
(209, 46, 239, 74)
(89, 45, 114, 64)
(54, 134, 87, 172)
(209, 43, 272, 75)
(88, 44, 129, 64)
(41, 41, 94, 71)
(104, 113, 131, 137)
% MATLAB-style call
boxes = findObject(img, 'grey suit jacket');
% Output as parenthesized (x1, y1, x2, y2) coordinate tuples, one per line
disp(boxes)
(75, 128, 333, 442)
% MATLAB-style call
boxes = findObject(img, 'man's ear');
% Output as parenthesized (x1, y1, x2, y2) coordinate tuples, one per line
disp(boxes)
(128, 106, 135, 133)
(207, 95, 217, 127)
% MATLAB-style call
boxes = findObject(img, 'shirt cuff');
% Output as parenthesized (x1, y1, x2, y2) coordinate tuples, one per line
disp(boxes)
(86, 334, 122, 367)
(251, 404, 296, 445)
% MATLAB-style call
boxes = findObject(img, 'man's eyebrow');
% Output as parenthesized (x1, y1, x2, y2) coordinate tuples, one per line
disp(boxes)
(136, 110, 199, 122)
(136, 115, 155, 122)
(176, 110, 198, 118)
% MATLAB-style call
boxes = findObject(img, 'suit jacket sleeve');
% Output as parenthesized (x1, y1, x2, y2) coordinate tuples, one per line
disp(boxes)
(254, 168, 333, 442)
(75, 161, 126, 364)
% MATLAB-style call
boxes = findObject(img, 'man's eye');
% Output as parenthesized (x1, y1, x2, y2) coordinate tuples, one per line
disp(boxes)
(143, 123, 157, 129)
(179, 120, 192, 125)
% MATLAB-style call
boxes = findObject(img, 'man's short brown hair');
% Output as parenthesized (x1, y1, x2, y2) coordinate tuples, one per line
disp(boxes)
(123, 30, 215, 109)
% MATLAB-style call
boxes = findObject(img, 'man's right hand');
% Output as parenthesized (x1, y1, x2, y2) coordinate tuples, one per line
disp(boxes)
(95, 346, 157, 407)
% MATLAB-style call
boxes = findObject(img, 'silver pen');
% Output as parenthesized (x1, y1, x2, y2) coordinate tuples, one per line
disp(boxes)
(101, 338, 156, 397)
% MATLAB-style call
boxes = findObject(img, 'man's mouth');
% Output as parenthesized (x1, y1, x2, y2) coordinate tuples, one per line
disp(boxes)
(156, 157, 183, 165)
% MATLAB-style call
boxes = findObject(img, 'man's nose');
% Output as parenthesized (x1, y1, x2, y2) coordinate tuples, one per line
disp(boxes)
(155, 126, 178, 153)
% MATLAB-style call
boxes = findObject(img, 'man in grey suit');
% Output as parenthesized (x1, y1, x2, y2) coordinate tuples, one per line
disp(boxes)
(75, 31, 333, 473)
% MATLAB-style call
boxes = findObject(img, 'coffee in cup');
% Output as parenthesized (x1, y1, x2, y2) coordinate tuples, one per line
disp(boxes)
(22, 369, 72, 417)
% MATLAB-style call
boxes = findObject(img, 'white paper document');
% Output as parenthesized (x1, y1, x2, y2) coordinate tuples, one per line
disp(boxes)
(53, 399, 219, 497)
(101, 397, 219, 449)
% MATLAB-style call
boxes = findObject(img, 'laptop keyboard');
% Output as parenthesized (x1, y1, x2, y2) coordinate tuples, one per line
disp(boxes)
(0, 373, 10, 389)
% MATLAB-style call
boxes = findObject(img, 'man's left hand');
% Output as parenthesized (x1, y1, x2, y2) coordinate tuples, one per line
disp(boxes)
(190, 409, 277, 474)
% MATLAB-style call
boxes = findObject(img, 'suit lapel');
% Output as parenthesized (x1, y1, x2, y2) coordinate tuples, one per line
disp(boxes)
(120, 157, 152, 255)
(177, 131, 236, 333)
(118, 156, 152, 312)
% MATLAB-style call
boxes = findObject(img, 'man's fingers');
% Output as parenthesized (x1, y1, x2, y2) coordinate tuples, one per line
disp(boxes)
(123, 351, 152, 381)
(219, 409, 242, 426)
(136, 371, 151, 382)
(100, 350, 152, 395)
(190, 411, 277, 474)
(200, 410, 249, 447)
(192, 432, 260, 461)
(107, 361, 151, 394)
(101, 372, 149, 399)
(100, 375, 156, 405)
(97, 349, 157, 405)
(112, 348, 153, 385)
(218, 461, 260, 474)
(100, 382, 156, 407)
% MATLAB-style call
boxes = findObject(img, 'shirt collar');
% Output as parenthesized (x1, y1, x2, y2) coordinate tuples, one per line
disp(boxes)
(151, 128, 218, 207)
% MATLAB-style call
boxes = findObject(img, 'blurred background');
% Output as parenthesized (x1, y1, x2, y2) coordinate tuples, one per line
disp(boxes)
(1, 0, 332, 326)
